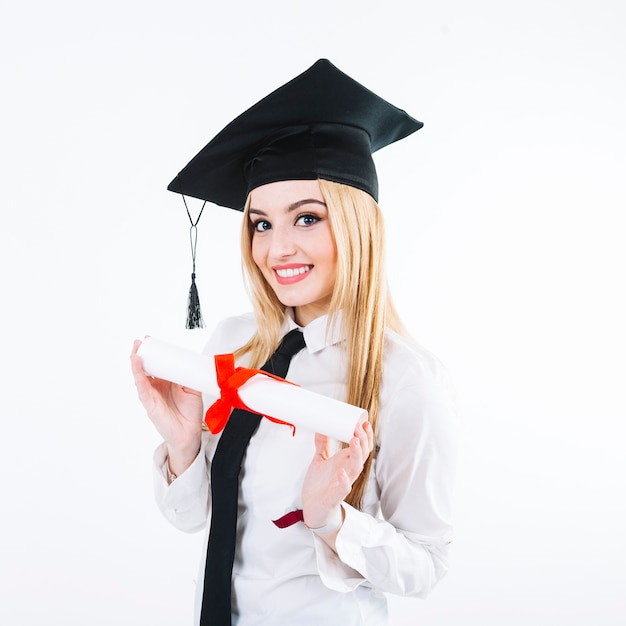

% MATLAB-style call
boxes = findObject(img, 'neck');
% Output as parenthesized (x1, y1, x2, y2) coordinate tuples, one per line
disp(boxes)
(293, 303, 330, 327)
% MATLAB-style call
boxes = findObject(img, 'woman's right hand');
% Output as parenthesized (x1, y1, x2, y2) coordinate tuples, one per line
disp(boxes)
(130, 339, 203, 474)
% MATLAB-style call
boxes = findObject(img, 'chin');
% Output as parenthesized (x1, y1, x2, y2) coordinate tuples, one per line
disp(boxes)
(276, 295, 309, 308)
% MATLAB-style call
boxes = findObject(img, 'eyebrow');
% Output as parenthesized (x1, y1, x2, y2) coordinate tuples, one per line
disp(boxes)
(249, 198, 327, 216)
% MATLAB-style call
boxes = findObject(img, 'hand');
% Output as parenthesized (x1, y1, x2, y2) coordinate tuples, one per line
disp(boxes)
(130, 339, 203, 472)
(301, 421, 374, 530)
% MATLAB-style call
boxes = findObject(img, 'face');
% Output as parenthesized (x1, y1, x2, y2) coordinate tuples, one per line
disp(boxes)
(249, 180, 337, 327)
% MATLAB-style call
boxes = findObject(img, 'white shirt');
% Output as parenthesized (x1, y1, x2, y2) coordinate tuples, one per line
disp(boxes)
(153, 312, 458, 625)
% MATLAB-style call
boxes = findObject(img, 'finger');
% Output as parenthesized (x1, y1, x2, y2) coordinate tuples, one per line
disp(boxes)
(336, 468, 352, 494)
(342, 436, 365, 481)
(130, 357, 154, 397)
(353, 421, 371, 456)
(130, 351, 146, 381)
(130, 348, 161, 408)
(130, 339, 147, 373)
(360, 420, 374, 454)
(131, 339, 142, 356)
(313, 432, 331, 460)
(130, 355, 144, 380)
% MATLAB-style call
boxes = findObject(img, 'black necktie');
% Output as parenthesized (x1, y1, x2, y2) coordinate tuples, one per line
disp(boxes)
(200, 328, 307, 625)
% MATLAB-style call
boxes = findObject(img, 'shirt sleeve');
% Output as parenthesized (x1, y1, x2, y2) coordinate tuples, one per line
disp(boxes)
(313, 353, 459, 597)
(153, 431, 214, 533)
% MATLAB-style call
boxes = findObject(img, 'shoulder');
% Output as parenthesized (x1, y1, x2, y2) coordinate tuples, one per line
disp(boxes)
(379, 330, 458, 439)
(202, 312, 258, 356)
(382, 330, 452, 391)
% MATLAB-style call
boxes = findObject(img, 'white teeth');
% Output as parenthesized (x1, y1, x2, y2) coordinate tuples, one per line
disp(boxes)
(276, 265, 311, 278)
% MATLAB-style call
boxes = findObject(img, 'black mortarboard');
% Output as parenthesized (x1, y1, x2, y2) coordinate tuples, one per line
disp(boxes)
(167, 58, 423, 210)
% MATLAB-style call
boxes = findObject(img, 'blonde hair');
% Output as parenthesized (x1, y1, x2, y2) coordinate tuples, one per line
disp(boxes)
(237, 179, 407, 509)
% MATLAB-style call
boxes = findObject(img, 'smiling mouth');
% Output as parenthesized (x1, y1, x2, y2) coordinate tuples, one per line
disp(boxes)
(273, 265, 313, 285)
(275, 265, 312, 278)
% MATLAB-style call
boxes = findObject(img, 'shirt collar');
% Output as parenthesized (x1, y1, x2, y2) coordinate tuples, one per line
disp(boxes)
(284, 308, 345, 354)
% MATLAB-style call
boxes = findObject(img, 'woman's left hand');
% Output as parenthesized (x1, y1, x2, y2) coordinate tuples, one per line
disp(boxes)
(301, 421, 374, 531)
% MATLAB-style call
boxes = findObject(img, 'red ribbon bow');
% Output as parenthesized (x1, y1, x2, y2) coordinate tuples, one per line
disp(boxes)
(204, 353, 298, 436)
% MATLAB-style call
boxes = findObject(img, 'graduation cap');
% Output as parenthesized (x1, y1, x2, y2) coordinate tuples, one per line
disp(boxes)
(168, 58, 423, 327)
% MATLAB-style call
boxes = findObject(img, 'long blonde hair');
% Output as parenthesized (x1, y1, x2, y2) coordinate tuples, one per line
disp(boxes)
(237, 179, 406, 509)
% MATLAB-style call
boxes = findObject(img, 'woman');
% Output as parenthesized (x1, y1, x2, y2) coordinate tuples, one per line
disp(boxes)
(131, 59, 458, 625)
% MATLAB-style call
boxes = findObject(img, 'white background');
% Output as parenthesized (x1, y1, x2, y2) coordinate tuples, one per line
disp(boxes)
(1, 1, 625, 624)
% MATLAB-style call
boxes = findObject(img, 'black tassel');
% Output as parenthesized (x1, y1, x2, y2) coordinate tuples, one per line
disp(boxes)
(186, 272, 204, 329)
(182, 194, 206, 329)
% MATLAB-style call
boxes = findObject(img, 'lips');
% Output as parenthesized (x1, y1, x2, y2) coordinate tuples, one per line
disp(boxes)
(273, 264, 312, 284)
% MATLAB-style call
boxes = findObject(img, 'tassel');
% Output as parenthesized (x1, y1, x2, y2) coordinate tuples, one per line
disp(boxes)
(186, 272, 204, 329)
(182, 194, 207, 329)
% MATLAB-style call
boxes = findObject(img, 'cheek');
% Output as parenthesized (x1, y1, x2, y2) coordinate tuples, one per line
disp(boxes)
(328, 243, 338, 269)
(319, 235, 338, 271)
(251, 237, 270, 275)
(251, 237, 262, 266)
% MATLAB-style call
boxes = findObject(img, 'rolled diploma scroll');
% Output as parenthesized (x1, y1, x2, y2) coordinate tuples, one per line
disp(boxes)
(136, 337, 368, 443)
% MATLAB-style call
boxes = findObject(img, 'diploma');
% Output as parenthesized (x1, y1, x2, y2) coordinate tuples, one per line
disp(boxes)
(136, 337, 368, 443)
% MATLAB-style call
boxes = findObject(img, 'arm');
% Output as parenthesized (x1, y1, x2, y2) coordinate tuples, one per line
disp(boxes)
(152, 432, 213, 533)
(130, 338, 209, 531)
(130, 338, 204, 471)
(308, 359, 459, 597)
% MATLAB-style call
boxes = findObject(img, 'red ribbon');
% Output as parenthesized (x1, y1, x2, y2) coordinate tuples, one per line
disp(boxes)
(204, 353, 298, 436)
(272, 509, 304, 528)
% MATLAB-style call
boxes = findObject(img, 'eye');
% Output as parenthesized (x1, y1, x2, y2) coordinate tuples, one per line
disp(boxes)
(295, 214, 320, 227)
(252, 219, 272, 232)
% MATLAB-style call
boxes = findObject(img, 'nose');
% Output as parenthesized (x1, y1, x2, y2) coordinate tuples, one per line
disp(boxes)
(268, 224, 297, 259)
